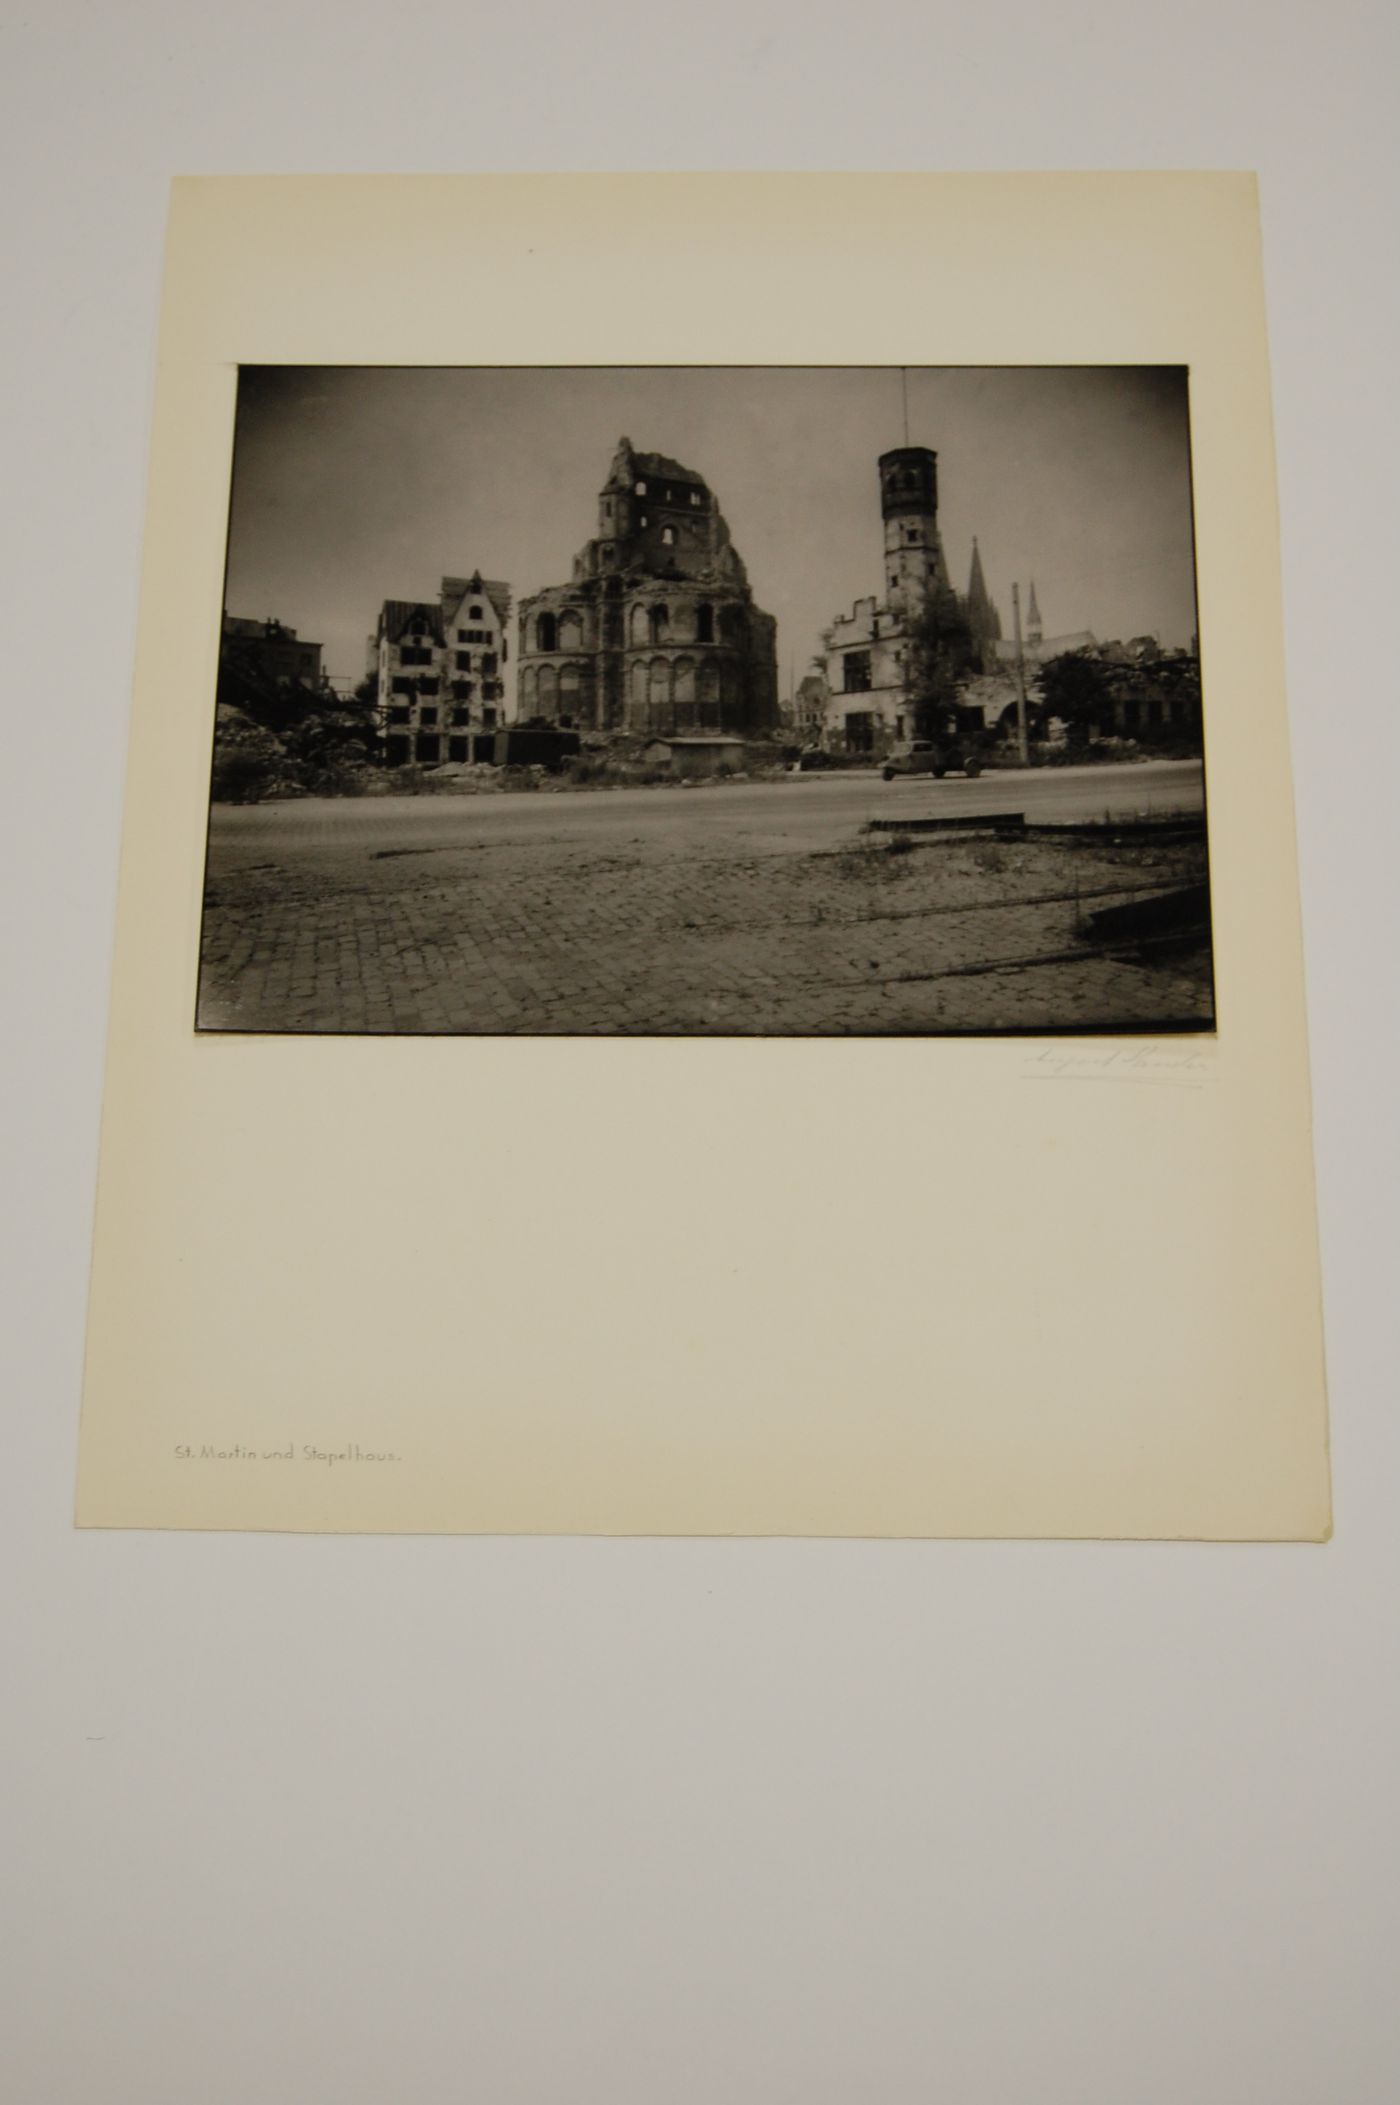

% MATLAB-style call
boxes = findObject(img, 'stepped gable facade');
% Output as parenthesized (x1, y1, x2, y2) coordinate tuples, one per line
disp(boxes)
(516, 438, 778, 738)
(370, 572, 511, 768)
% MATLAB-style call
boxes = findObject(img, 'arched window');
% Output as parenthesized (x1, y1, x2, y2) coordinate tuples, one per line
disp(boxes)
(661, 526, 675, 546)
(519, 666, 537, 714)
(634, 479, 647, 496)
(700, 662, 721, 722)
(673, 658, 697, 717)
(648, 657, 671, 721)
(629, 603, 649, 647)
(559, 662, 582, 715)
(696, 603, 714, 643)
(648, 604, 668, 645)
(536, 611, 557, 653)
(558, 609, 583, 651)
(538, 664, 558, 713)
(631, 659, 649, 712)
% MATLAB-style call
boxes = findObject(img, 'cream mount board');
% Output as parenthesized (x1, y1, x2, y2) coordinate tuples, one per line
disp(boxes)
(75, 174, 1330, 1538)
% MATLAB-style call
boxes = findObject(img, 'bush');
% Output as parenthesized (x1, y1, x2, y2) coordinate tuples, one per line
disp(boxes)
(209, 714, 288, 804)
(211, 746, 282, 804)
(303, 761, 373, 798)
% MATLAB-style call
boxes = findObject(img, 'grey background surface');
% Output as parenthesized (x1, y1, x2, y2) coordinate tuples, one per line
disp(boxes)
(3, 5, 1396, 2098)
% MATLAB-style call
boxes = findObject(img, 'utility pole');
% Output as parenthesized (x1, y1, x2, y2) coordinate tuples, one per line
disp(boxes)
(1011, 582, 1030, 765)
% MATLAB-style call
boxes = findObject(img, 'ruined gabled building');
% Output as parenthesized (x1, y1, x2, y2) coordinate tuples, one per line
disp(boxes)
(371, 572, 511, 767)
(516, 438, 778, 738)
(222, 614, 324, 692)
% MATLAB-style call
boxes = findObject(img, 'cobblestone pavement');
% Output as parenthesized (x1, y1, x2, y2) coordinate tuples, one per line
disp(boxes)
(197, 778, 1214, 1035)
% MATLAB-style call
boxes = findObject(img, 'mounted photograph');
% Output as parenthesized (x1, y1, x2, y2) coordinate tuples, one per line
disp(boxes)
(199, 364, 1211, 1036)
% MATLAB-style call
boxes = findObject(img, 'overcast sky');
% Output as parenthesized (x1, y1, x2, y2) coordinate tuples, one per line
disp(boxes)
(224, 365, 1199, 694)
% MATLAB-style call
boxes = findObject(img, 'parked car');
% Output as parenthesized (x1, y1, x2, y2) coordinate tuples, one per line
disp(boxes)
(792, 748, 837, 771)
(881, 737, 983, 781)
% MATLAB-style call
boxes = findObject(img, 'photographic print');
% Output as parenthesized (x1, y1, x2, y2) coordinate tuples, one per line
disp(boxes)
(79, 175, 1331, 1542)
(200, 364, 1211, 1036)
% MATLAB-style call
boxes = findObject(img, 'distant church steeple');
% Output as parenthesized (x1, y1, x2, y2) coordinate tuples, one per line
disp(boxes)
(967, 538, 994, 618)
(1026, 579, 1043, 646)
(964, 536, 1003, 670)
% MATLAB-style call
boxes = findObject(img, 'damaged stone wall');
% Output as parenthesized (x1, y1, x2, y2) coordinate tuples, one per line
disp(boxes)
(517, 438, 778, 738)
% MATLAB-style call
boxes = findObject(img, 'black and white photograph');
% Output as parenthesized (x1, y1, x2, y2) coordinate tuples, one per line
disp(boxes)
(200, 364, 1211, 1035)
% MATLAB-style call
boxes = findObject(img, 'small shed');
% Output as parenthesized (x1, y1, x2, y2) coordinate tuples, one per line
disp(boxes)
(643, 735, 748, 780)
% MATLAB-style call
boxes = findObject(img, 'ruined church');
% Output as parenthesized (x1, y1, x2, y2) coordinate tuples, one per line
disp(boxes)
(516, 439, 778, 738)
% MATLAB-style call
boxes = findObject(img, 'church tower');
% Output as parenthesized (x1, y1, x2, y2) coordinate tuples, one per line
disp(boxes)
(878, 447, 949, 617)
(1026, 579, 1043, 647)
(964, 536, 1003, 669)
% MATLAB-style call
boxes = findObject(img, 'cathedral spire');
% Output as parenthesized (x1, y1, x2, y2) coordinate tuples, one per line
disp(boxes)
(1027, 578, 1043, 643)
(967, 536, 991, 613)
(964, 536, 1002, 667)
